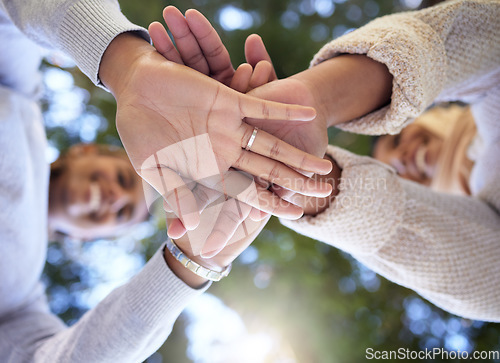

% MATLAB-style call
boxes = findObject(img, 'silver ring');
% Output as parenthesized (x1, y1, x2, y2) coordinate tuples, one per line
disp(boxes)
(245, 127, 258, 151)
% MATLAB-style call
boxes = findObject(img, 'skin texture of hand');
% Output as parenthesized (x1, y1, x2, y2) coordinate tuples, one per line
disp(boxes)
(148, 8, 276, 254)
(149, 6, 235, 86)
(147, 7, 335, 230)
(247, 77, 329, 163)
(244, 36, 394, 215)
(164, 197, 271, 288)
(99, 32, 334, 233)
(151, 10, 327, 176)
(274, 154, 342, 216)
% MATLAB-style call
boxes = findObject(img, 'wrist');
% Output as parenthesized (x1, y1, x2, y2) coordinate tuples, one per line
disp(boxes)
(293, 54, 392, 128)
(163, 239, 234, 289)
(163, 247, 209, 289)
(99, 32, 156, 97)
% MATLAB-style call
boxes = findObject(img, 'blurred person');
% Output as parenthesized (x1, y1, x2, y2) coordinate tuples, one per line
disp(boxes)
(48, 143, 149, 240)
(373, 105, 477, 196)
(2, 0, 333, 243)
(153, 0, 500, 323)
(0, 0, 316, 361)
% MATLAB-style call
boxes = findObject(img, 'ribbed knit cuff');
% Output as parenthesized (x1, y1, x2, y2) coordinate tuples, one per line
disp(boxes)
(311, 14, 446, 135)
(59, 0, 150, 86)
(125, 244, 210, 327)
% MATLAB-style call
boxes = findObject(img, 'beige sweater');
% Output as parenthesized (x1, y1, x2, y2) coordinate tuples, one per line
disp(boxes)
(282, 0, 500, 321)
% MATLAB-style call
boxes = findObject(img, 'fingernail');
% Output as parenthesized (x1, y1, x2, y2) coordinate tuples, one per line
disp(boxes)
(200, 249, 218, 259)
(278, 205, 303, 220)
(307, 180, 333, 197)
(182, 212, 200, 230)
(317, 159, 333, 175)
(200, 236, 225, 258)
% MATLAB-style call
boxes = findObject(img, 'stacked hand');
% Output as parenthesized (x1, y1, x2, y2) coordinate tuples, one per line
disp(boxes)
(147, 7, 339, 262)
(98, 11, 338, 262)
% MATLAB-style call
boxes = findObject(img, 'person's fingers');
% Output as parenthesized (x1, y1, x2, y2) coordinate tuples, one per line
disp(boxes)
(140, 166, 200, 230)
(148, 21, 184, 65)
(185, 9, 235, 85)
(249, 207, 270, 221)
(235, 183, 303, 219)
(238, 91, 316, 123)
(166, 216, 187, 239)
(245, 34, 278, 81)
(230, 63, 253, 93)
(237, 123, 332, 175)
(253, 176, 271, 190)
(269, 184, 296, 203)
(200, 170, 304, 219)
(163, 199, 173, 213)
(233, 150, 332, 197)
(249, 177, 273, 220)
(165, 182, 224, 238)
(249, 61, 274, 90)
(163, 6, 209, 74)
(201, 199, 252, 258)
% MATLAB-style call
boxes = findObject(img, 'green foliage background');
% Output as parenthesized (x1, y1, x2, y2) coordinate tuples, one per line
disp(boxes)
(41, 0, 500, 362)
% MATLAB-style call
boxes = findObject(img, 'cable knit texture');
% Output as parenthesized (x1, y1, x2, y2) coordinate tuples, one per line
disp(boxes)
(284, 0, 500, 321)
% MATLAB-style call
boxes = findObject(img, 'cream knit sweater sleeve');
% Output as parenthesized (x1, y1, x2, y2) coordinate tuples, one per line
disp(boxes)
(310, 0, 500, 135)
(282, 0, 500, 322)
(282, 145, 500, 322)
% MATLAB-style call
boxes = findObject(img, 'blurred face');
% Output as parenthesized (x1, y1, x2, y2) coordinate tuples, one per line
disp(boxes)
(49, 152, 148, 239)
(373, 124, 444, 185)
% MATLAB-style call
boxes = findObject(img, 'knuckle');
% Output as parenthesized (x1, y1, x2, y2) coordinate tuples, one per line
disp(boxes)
(175, 28, 192, 40)
(206, 44, 225, 59)
(268, 164, 281, 181)
(261, 103, 270, 118)
(269, 140, 281, 158)
(185, 52, 204, 66)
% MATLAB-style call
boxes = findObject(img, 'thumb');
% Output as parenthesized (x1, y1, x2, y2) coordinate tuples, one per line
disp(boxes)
(245, 34, 278, 81)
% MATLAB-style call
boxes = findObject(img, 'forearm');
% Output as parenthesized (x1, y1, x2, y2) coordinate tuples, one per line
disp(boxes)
(306, 0, 500, 135)
(290, 55, 392, 128)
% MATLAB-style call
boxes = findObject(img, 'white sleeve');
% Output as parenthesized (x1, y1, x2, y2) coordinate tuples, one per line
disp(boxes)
(0, 0, 150, 85)
(0, 246, 208, 363)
